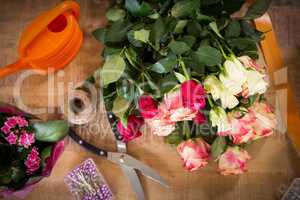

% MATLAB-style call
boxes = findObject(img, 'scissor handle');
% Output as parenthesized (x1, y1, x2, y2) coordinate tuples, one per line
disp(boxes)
(18, 1, 80, 57)
(68, 128, 108, 157)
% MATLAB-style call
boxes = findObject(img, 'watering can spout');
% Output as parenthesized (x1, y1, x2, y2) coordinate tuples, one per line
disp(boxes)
(0, 1, 82, 78)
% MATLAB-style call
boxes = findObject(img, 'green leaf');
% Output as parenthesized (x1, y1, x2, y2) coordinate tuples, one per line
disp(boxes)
(227, 37, 257, 52)
(41, 146, 53, 167)
(195, 46, 222, 66)
(125, 0, 153, 17)
(209, 22, 223, 38)
(168, 41, 190, 55)
(159, 73, 178, 94)
(105, 20, 132, 43)
(165, 133, 183, 145)
(127, 30, 143, 47)
(33, 120, 69, 142)
(225, 20, 241, 38)
(174, 72, 187, 83)
(196, 13, 215, 22)
(187, 21, 202, 37)
(241, 20, 264, 42)
(112, 96, 130, 119)
(179, 35, 196, 48)
(244, 0, 272, 20)
(150, 54, 177, 73)
(117, 79, 136, 101)
(100, 54, 126, 86)
(174, 20, 188, 34)
(134, 29, 150, 43)
(106, 8, 126, 21)
(92, 28, 107, 43)
(211, 136, 227, 159)
(171, 0, 200, 18)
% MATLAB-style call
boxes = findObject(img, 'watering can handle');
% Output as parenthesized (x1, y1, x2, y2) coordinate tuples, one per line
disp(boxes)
(18, 0, 80, 57)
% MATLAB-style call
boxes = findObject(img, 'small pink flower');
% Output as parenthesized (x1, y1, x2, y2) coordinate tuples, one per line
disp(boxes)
(5, 117, 18, 127)
(15, 116, 28, 127)
(6, 132, 18, 144)
(25, 147, 41, 174)
(218, 147, 250, 175)
(181, 80, 206, 110)
(1, 125, 11, 135)
(117, 115, 144, 142)
(138, 95, 158, 119)
(19, 132, 35, 148)
(177, 139, 210, 172)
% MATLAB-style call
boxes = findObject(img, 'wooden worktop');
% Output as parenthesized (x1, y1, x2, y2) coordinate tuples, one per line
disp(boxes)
(0, 1, 300, 199)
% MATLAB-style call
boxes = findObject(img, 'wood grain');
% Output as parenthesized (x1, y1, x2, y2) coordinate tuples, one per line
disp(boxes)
(0, 1, 299, 200)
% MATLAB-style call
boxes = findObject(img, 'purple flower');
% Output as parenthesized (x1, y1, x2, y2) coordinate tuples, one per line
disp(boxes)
(1, 125, 11, 135)
(19, 132, 35, 148)
(24, 147, 41, 174)
(6, 132, 17, 144)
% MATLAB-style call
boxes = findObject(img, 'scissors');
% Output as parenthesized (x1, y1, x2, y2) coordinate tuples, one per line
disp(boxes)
(68, 108, 169, 200)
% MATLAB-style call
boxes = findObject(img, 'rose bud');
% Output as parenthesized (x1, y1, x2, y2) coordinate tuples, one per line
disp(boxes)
(218, 147, 250, 175)
(181, 80, 206, 111)
(138, 95, 158, 119)
(117, 115, 144, 143)
(177, 139, 210, 172)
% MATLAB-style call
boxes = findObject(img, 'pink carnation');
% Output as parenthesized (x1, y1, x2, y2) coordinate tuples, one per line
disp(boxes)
(6, 132, 17, 145)
(218, 147, 250, 175)
(25, 147, 41, 174)
(19, 132, 35, 148)
(177, 139, 210, 172)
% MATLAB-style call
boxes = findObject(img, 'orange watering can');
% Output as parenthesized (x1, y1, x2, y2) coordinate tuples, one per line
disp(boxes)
(0, 1, 83, 78)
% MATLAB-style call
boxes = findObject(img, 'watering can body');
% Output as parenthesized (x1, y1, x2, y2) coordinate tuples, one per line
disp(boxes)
(0, 1, 83, 78)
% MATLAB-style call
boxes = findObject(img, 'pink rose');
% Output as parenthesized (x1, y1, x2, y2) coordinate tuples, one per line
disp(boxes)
(117, 115, 144, 142)
(218, 147, 250, 175)
(164, 91, 197, 122)
(250, 102, 277, 139)
(177, 139, 210, 172)
(238, 56, 264, 73)
(138, 95, 158, 119)
(193, 112, 206, 125)
(146, 117, 176, 137)
(181, 80, 206, 110)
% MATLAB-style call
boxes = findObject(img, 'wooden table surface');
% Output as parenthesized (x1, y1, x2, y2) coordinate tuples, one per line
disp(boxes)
(0, 1, 300, 200)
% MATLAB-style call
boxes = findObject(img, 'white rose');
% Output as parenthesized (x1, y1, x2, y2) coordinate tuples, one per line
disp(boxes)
(245, 69, 268, 96)
(209, 107, 231, 135)
(219, 58, 247, 95)
(204, 75, 239, 109)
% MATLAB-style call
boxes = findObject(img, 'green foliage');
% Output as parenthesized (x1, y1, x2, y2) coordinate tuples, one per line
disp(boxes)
(33, 120, 68, 142)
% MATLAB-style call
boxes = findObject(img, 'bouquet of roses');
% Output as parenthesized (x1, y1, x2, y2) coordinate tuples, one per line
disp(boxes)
(0, 103, 68, 198)
(90, 0, 276, 175)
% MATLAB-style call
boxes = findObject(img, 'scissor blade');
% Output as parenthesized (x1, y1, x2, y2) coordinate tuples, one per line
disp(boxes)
(120, 165, 145, 200)
(107, 152, 169, 188)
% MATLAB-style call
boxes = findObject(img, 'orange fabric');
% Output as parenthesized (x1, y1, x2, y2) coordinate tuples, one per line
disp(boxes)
(0, 1, 82, 78)
(254, 14, 300, 153)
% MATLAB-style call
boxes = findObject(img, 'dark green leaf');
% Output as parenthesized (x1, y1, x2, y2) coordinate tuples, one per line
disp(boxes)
(11, 167, 25, 183)
(168, 41, 190, 55)
(183, 56, 205, 74)
(187, 21, 202, 37)
(179, 35, 196, 48)
(105, 20, 132, 43)
(165, 132, 183, 145)
(150, 54, 177, 73)
(158, 73, 178, 94)
(225, 20, 241, 38)
(92, 28, 107, 43)
(241, 20, 264, 42)
(171, 0, 200, 18)
(33, 120, 69, 142)
(194, 46, 222, 66)
(174, 20, 188, 34)
(103, 47, 123, 58)
(127, 30, 144, 47)
(117, 79, 136, 101)
(244, 0, 272, 20)
(227, 37, 257, 52)
(211, 136, 227, 159)
(41, 146, 53, 167)
(125, 0, 154, 16)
